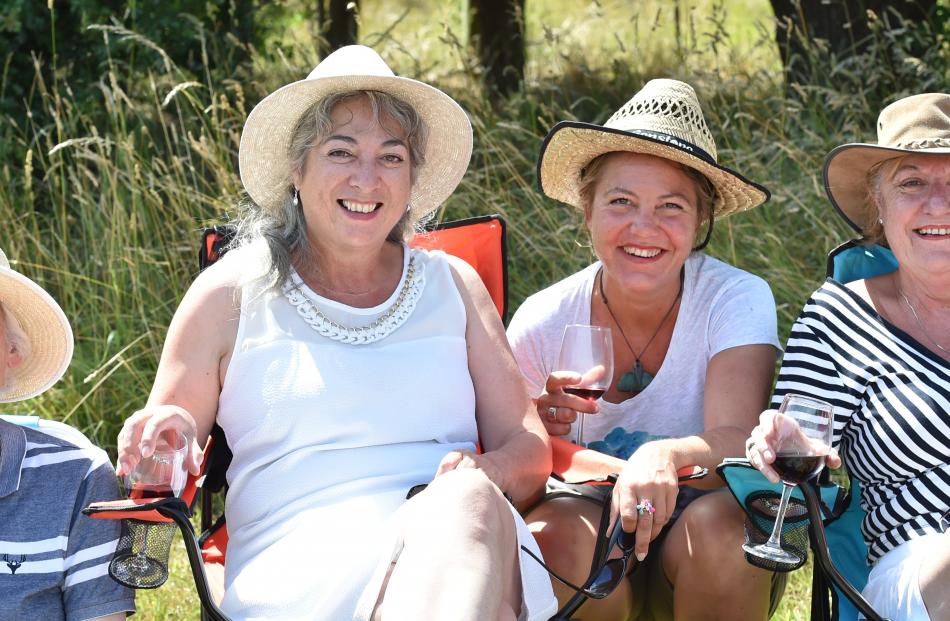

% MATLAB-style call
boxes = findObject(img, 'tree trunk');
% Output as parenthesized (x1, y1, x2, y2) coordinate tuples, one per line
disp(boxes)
(321, 0, 359, 56)
(464, 0, 526, 97)
(769, 0, 937, 86)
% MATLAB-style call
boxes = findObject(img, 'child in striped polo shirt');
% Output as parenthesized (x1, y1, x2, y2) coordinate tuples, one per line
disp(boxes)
(0, 247, 134, 620)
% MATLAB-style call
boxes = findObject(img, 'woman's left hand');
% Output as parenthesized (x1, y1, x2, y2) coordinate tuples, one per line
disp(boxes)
(435, 449, 506, 492)
(611, 442, 680, 561)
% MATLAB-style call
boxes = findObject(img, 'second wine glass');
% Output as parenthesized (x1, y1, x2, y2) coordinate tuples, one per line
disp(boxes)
(555, 324, 614, 446)
(743, 393, 834, 565)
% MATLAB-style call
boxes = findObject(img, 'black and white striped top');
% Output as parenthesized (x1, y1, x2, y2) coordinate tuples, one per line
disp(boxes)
(772, 279, 950, 565)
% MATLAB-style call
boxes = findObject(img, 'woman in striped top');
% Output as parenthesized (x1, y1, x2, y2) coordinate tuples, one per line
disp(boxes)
(747, 93, 950, 621)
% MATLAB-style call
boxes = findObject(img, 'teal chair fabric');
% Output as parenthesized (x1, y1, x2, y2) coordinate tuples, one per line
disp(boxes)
(826, 241, 897, 284)
(821, 480, 869, 621)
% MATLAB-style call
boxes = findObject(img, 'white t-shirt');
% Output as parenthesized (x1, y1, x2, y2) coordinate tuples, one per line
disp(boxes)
(507, 252, 780, 458)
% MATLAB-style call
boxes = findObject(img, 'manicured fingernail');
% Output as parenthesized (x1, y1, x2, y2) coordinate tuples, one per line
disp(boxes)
(636, 552, 647, 562)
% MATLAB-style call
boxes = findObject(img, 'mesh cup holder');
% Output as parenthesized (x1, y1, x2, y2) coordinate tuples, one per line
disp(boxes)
(108, 519, 177, 588)
(742, 491, 810, 572)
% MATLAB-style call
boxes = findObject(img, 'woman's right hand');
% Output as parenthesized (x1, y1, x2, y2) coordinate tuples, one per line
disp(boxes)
(746, 409, 841, 483)
(116, 405, 205, 477)
(536, 371, 600, 437)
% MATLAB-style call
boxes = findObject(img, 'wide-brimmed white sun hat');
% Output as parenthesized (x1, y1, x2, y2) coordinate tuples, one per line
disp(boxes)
(0, 248, 73, 402)
(537, 79, 769, 217)
(824, 92, 950, 232)
(239, 45, 473, 224)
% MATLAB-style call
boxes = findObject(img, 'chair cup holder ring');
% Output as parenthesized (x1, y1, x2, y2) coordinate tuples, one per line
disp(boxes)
(742, 490, 810, 572)
(108, 519, 178, 589)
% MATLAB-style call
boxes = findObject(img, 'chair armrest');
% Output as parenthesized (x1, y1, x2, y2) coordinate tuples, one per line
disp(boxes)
(83, 497, 186, 523)
(550, 437, 706, 484)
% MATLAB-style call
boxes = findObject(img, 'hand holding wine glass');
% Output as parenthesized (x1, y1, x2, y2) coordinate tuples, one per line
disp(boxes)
(743, 394, 835, 565)
(553, 324, 614, 446)
(110, 430, 188, 587)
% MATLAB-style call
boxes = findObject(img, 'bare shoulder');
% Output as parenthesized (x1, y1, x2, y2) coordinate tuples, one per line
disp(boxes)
(443, 253, 483, 291)
(179, 252, 248, 317)
(169, 255, 246, 353)
(179, 264, 240, 317)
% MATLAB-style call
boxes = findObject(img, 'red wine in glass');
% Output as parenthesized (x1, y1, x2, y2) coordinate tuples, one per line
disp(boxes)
(743, 394, 834, 566)
(131, 484, 176, 500)
(772, 454, 825, 485)
(555, 325, 614, 446)
(563, 387, 607, 401)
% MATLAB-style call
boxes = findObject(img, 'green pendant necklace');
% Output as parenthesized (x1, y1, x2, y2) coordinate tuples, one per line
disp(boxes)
(598, 269, 682, 393)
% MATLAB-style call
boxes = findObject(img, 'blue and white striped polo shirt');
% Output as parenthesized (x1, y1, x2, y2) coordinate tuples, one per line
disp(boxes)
(0, 417, 135, 620)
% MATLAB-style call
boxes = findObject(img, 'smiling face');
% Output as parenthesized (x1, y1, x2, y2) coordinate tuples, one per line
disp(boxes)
(293, 95, 413, 255)
(585, 152, 702, 294)
(876, 153, 950, 277)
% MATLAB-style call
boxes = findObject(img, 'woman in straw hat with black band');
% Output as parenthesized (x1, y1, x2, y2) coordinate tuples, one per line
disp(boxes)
(747, 93, 950, 621)
(115, 45, 557, 620)
(507, 79, 785, 619)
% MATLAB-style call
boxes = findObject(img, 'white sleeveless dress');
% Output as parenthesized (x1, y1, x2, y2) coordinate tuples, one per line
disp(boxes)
(216, 242, 557, 620)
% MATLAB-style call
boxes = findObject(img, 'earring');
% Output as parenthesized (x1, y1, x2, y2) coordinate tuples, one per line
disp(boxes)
(405, 203, 412, 213)
(292, 189, 300, 208)
(878, 217, 884, 225)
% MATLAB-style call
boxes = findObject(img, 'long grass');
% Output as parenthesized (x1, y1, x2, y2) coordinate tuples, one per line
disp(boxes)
(2, 0, 947, 618)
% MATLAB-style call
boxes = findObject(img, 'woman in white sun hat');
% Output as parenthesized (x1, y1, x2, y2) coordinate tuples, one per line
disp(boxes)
(115, 45, 556, 620)
(507, 79, 784, 619)
(0, 249, 135, 620)
(747, 93, 950, 621)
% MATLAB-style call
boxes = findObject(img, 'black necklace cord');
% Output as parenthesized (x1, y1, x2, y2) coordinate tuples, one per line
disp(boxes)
(598, 267, 682, 363)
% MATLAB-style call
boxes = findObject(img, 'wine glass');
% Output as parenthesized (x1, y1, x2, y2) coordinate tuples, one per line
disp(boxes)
(555, 324, 614, 446)
(110, 431, 187, 586)
(743, 393, 834, 564)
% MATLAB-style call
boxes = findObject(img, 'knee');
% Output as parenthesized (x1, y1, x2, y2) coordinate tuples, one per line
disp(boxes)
(681, 494, 747, 557)
(416, 469, 510, 540)
(669, 493, 756, 583)
(525, 499, 597, 577)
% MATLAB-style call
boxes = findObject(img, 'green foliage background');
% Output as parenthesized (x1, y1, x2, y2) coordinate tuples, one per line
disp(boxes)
(1, 1, 948, 618)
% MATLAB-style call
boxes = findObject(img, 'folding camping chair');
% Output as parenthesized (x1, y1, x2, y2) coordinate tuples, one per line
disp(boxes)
(719, 239, 899, 621)
(84, 214, 705, 620)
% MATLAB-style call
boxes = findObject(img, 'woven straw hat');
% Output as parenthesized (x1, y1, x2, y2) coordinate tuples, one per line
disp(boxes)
(538, 79, 769, 217)
(824, 92, 950, 232)
(239, 45, 473, 224)
(0, 249, 73, 403)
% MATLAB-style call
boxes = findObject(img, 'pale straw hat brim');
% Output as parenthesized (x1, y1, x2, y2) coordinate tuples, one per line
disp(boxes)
(824, 142, 950, 232)
(239, 75, 473, 224)
(538, 123, 769, 217)
(0, 266, 73, 403)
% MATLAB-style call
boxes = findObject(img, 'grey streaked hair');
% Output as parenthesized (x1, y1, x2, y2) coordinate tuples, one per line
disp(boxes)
(233, 90, 429, 292)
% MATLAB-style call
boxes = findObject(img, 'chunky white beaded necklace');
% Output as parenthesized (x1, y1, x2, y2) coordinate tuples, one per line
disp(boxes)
(283, 253, 424, 345)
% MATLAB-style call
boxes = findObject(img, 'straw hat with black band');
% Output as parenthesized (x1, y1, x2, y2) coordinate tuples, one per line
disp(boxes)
(537, 79, 769, 218)
(239, 45, 473, 225)
(824, 92, 950, 234)
(0, 249, 73, 403)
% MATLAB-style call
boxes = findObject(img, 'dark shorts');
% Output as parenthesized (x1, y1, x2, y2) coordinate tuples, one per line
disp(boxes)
(543, 479, 788, 620)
